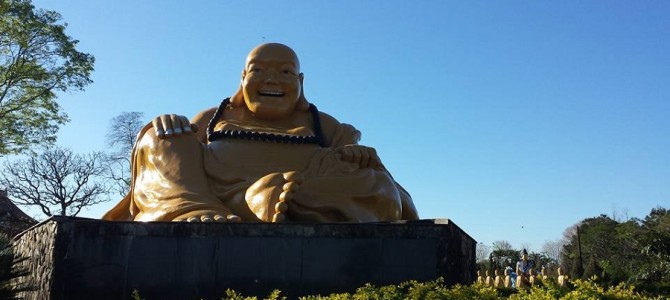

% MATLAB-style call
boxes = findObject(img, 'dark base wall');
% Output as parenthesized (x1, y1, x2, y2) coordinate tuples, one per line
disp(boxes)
(13, 217, 475, 300)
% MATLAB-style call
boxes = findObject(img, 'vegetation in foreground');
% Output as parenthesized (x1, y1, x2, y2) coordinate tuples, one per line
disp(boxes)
(130, 277, 667, 300)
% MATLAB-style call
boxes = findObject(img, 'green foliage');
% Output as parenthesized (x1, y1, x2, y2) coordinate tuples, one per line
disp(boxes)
(134, 278, 667, 299)
(220, 288, 285, 300)
(0, 0, 94, 155)
(131, 289, 145, 300)
(561, 207, 670, 291)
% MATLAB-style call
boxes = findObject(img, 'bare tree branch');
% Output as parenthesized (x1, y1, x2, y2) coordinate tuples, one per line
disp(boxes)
(103, 111, 144, 196)
(0, 146, 110, 218)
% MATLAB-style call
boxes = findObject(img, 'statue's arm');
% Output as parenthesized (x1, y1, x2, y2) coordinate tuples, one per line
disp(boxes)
(319, 112, 419, 220)
(318, 112, 382, 169)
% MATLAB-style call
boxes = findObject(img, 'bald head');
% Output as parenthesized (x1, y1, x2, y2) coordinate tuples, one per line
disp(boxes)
(245, 43, 301, 73)
(236, 43, 306, 120)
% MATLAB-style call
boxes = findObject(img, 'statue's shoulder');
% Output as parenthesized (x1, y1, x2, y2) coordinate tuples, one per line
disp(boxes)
(316, 111, 340, 128)
(316, 111, 360, 147)
(192, 107, 217, 143)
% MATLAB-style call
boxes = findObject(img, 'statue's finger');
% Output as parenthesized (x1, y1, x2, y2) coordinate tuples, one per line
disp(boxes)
(187, 216, 199, 222)
(160, 114, 174, 137)
(279, 191, 293, 202)
(226, 215, 241, 222)
(283, 171, 304, 184)
(170, 114, 184, 136)
(201, 215, 213, 222)
(213, 215, 226, 222)
(340, 148, 353, 162)
(351, 147, 363, 166)
(189, 123, 199, 133)
(368, 148, 379, 168)
(272, 213, 286, 223)
(359, 148, 371, 168)
(178, 115, 192, 134)
(152, 117, 166, 138)
(275, 201, 288, 213)
(283, 182, 299, 193)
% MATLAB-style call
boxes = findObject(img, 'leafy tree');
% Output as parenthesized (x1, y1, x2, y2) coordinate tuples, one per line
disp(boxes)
(104, 111, 144, 196)
(561, 208, 670, 292)
(636, 207, 670, 288)
(0, 0, 94, 155)
(0, 146, 109, 217)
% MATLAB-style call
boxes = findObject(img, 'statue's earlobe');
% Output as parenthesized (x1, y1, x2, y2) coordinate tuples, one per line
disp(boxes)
(296, 73, 309, 111)
(231, 71, 246, 107)
(231, 85, 245, 107)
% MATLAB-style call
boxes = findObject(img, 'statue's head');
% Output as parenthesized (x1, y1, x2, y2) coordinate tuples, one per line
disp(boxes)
(231, 43, 309, 120)
(521, 248, 528, 261)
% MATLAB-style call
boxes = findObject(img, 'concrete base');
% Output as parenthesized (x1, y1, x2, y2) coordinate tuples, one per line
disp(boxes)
(13, 217, 475, 300)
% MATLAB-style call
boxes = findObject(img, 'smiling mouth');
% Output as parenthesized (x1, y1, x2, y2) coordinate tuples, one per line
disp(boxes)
(258, 90, 285, 97)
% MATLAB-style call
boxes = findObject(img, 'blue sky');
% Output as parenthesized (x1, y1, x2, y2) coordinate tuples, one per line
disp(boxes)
(28, 0, 669, 251)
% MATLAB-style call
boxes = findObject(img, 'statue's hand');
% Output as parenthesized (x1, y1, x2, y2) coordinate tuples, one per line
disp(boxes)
(151, 114, 197, 139)
(173, 209, 241, 223)
(337, 145, 382, 169)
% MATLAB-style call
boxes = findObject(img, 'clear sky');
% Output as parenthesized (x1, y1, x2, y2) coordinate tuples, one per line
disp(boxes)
(28, 0, 669, 252)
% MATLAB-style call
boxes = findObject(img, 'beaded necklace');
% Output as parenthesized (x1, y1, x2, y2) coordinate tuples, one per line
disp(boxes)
(206, 98, 325, 147)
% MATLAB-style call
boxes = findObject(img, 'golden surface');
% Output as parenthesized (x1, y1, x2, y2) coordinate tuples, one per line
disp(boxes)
(103, 43, 418, 223)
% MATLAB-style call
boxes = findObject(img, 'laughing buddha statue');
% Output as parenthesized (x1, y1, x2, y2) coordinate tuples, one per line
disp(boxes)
(103, 43, 419, 223)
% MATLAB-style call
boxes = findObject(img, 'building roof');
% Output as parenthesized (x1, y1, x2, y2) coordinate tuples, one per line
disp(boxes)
(0, 190, 37, 237)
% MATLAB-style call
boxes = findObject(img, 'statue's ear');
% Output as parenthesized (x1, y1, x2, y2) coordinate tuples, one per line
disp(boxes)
(231, 70, 246, 107)
(296, 73, 310, 111)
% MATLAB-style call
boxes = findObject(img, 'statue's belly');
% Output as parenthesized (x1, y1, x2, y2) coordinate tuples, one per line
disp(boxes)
(206, 139, 320, 175)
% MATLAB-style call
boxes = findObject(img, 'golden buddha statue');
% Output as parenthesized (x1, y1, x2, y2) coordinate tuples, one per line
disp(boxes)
(503, 267, 512, 288)
(529, 268, 538, 286)
(557, 267, 569, 287)
(103, 43, 419, 223)
(485, 270, 493, 287)
(493, 269, 503, 288)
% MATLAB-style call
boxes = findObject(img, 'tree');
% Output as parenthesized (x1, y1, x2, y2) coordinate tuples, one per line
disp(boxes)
(104, 111, 144, 195)
(560, 209, 670, 291)
(476, 242, 492, 272)
(541, 239, 564, 265)
(0, 146, 109, 217)
(492, 240, 513, 252)
(0, 0, 95, 155)
(489, 240, 518, 272)
(476, 242, 491, 263)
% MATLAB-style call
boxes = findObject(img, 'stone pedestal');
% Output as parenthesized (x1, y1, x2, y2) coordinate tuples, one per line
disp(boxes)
(13, 217, 475, 300)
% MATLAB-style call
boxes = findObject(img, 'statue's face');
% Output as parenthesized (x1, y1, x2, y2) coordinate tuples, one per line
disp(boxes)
(242, 44, 303, 120)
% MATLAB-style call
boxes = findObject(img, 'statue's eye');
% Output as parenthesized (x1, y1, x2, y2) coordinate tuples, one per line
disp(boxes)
(282, 69, 296, 75)
(250, 67, 263, 73)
